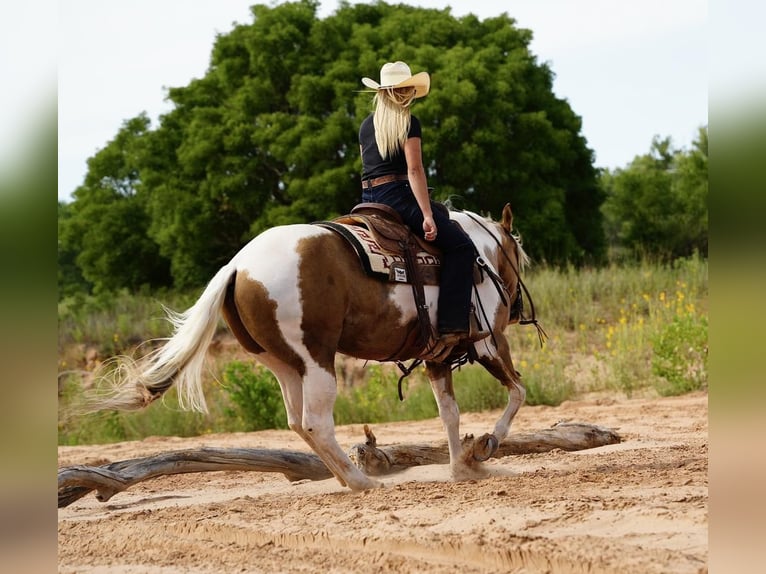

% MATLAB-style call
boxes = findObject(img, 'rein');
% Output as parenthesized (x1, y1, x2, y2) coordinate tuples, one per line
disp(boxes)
(393, 209, 547, 401)
(462, 211, 548, 347)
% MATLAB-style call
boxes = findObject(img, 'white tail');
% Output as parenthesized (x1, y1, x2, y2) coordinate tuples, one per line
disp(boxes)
(93, 262, 236, 413)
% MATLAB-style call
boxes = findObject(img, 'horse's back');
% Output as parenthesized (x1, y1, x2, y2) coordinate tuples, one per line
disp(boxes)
(227, 223, 420, 362)
(235, 224, 324, 266)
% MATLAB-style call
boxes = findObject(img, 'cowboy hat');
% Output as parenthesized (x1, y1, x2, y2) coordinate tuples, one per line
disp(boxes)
(361, 61, 430, 98)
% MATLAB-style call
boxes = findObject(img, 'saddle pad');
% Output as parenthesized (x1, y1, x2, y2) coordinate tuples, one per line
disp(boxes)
(317, 221, 441, 285)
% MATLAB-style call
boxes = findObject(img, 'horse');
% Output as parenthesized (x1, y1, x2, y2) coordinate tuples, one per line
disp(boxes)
(94, 203, 532, 490)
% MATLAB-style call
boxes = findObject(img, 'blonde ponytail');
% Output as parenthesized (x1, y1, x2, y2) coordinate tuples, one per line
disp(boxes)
(372, 87, 417, 159)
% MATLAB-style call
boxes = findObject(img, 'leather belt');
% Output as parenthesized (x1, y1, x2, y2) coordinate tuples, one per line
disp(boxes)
(361, 173, 409, 189)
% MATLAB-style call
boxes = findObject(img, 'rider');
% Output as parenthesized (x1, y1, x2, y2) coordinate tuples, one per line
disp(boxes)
(359, 61, 488, 347)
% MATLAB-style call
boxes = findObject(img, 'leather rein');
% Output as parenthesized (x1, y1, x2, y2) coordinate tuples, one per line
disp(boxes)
(462, 211, 548, 347)
(393, 209, 547, 401)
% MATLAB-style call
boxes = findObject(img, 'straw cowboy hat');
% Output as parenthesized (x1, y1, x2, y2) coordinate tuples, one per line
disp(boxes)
(361, 61, 430, 98)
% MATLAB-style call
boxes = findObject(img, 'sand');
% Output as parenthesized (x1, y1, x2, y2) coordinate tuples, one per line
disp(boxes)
(58, 391, 708, 573)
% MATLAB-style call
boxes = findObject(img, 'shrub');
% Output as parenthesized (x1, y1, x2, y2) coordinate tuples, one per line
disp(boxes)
(58, 258, 709, 443)
(334, 365, 437, 425)
(57, 288, 203, 355)
(222, 361, 288, 430)
(453, 367, 510, 410)
(57, 373, 231, 445)
(651, 314, 708, 396)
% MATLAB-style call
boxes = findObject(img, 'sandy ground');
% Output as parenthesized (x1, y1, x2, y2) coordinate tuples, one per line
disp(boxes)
(58, 391, 708, 574)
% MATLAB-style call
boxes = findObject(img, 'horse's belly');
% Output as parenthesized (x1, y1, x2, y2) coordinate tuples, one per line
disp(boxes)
(336, 284, 437, 360)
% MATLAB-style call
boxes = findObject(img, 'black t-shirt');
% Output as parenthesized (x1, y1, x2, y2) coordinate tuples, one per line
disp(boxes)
(359, 114, 422, 180)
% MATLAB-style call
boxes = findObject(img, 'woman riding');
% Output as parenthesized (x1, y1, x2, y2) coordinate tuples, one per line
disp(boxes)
(359, 61, 488, 347)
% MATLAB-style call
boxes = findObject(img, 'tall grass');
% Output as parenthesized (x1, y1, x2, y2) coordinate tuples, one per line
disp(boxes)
(57, 373, 245, 445)
(58, 289, 205, 355)
(507, 254, 708, 398)
(58, 256, 707, 444)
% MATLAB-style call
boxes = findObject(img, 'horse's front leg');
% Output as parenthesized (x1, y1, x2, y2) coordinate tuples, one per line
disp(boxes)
(425, 362, 488, 480)
(477, 336, 526, 446)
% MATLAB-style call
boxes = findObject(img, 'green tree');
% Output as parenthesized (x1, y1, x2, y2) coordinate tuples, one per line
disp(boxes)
(62, 1, 605, 293)
(58, 201, 90, 297)
(672, 127, 708, 256)
(59, 115, 171, 293)
(601, 126, 708, 260)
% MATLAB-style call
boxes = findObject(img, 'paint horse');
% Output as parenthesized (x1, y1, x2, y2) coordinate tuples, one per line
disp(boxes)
(98, 203, 532, 490)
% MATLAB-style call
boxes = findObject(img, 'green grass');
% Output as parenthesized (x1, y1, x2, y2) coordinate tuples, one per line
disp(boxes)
(58, 288, 207, 357)
(58, 256, 708, 444)
(508, 254, 708, 398)
(334, 365, 438, 424)
(58, 373, 245, 445)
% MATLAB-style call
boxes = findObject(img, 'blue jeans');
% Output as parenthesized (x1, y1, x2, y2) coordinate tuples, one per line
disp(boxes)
(361, 182, 475, 333)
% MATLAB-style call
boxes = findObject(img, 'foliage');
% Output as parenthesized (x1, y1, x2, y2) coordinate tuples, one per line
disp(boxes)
(222, 361, 288, 430)
(601, 126, 708, 261)
(58, 115, 172, 294)
(651, 309, 708, 396)
(58, 201, 91, 297)
(334, 365, 438, 424)
(452, 367, 508, 409)
(332, 359, 573, 425)
(59, 0, 604, 295)
(452, 365, 569, 408)
(57, 288, 201, 356)
(58, 258, 708, 444)
(58, 374, 241, 445)
(508, 254, 708, 398)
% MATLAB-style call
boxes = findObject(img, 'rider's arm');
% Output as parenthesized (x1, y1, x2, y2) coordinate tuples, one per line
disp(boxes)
(404, 136, 437, 241)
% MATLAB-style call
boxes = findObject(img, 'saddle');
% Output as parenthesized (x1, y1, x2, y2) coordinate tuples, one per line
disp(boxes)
(315, 203, 482, 364)
(324, 203, 441, 285)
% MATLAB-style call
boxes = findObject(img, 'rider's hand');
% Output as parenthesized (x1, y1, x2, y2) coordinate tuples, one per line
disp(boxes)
(423, 216, 437, 241)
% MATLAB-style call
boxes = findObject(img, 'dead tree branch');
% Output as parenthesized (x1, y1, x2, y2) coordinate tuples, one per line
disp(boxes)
(58, 422, 620, 508)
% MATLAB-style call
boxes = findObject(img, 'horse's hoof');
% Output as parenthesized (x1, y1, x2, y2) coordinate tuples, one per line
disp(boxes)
(346, 474, 383, 491)
(472, 433, 499, 462)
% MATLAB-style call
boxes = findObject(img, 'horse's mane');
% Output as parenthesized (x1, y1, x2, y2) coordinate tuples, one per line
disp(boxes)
(444, 201, 529, 272)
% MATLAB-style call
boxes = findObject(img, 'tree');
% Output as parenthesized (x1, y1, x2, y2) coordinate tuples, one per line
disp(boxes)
(62, 1, 604, 293)
(601, 126, 708, 260)
(57, 201, 90, 297)
(58, 115, 171, 293)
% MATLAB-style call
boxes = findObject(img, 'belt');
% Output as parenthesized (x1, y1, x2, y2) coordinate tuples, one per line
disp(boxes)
(361, 173, 409, 189)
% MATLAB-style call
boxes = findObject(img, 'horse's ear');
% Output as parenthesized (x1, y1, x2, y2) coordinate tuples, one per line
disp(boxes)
(501, 203, 513, 233)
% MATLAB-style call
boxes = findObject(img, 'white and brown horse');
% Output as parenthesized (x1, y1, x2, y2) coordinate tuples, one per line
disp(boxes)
(97, 203, 530, 490)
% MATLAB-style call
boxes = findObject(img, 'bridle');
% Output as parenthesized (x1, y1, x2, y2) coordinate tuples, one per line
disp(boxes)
(462, 211, 548, 347)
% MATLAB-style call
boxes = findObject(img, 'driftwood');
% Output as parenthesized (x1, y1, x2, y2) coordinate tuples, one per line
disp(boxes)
(349, 421, 622, 475)
(58, 422, 620, 508)
(57, 448, 332, 509)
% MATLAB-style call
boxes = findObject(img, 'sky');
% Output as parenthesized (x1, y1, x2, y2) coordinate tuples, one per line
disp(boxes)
(47, 1, 710, 199)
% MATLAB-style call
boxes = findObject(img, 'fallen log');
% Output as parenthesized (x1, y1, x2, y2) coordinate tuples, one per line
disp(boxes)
(349, 421, 622, 475)
(57, 448, 332, 508)
(58, 422, 620, 508)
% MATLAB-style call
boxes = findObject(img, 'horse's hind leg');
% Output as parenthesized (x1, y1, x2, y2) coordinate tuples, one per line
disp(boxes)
(259, 358, 377, 489)
(257, 359, 312, 443)
(300, 365, 381, 490)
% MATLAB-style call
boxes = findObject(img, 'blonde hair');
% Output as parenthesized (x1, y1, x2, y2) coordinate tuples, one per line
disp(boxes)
(372, 87, 417, 159)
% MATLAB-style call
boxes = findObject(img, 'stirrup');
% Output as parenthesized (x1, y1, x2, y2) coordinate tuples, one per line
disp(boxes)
(424, 336, 461, 363)
(467, 327, 490, 343)
(468, 306, 490, 342)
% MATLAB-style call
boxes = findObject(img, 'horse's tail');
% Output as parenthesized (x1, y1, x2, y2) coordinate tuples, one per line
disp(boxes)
(90, 262, 237, 414)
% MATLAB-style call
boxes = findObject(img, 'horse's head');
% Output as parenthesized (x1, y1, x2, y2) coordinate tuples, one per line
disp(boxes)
(456, 203, 529, 327)
(496, 203, 529, 324)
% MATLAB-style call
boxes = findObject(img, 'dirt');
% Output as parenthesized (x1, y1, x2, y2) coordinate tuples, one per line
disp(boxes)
(58, 391, 708, 574)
